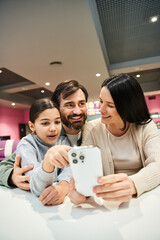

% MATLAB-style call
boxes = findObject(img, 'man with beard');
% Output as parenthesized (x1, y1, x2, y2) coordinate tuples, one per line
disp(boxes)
(0, 80, 88, 205)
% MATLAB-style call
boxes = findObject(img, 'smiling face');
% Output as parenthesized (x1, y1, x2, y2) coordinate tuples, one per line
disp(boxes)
(99, 87, 123, 127)
(28, 108, 61, 145)
(59, 89, 87, 134)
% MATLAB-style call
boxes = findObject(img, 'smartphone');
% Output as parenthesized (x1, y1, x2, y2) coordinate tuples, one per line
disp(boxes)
(69, 146, 103, 196)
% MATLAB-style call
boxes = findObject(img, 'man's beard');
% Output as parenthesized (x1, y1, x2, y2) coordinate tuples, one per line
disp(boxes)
(61, 113, 87, 130)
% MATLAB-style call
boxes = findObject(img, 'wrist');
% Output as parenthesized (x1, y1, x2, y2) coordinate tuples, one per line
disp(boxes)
(59, 181, 70, 195)
(42, 157, 55, 173)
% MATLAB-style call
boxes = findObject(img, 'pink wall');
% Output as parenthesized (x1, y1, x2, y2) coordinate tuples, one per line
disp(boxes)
(0, 106, 29, 140)
(145, 94, 160, 113)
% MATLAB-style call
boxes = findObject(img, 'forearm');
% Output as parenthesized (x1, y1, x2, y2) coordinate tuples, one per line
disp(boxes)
(30, 163, 54, 197)
(57, 166, 72, 183)
(130, 162, 160, 197)
(0, 152, 16, 188)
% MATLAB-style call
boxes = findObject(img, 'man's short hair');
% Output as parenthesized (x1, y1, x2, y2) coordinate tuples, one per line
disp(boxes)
(51, 80, 88, 108)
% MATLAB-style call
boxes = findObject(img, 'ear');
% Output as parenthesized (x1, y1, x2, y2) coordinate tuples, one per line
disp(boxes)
(28, 121, 35, 133)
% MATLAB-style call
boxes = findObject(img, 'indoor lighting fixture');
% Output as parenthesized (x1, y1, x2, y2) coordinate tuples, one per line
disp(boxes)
(136, 74, 140, 78)
(41, 90, 45, 93)
(11, 103, 15, 106)
(96, 73, 101, 77)
(45, 82, 50, 86)
(150, 16, 158, 23)
(0, 70, 2, 73)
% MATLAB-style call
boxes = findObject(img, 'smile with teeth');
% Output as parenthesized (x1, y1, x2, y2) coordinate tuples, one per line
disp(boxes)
(102, 115, 111, 118)
(70, 116, 82, 121)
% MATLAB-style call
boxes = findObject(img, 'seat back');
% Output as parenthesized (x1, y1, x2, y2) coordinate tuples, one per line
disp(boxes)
(0, 139, 20, 161)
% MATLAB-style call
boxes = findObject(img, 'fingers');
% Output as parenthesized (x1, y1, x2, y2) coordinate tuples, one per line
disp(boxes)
(97, 173, 128, 184)
(39, 186, 57, 205)
(69, 177, 75, 190)
(94, 174, 135, 203)
(14, 155, 21, 167)
(53, 153, 69, 168)
(18, 182, 30, 191)
(14, 155, 33, 174)
(46, 145, 71, 168)
(20, 165, 34, 174)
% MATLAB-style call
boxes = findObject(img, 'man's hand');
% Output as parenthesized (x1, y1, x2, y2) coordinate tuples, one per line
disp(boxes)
(68, 177, 86, 205)
(39, 181, 70, 205)
(93, 173, 137, 202)
(9, 155, 33, 190)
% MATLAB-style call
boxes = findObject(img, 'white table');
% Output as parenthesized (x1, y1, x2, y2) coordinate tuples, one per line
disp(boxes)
(0, 186, 160, 240)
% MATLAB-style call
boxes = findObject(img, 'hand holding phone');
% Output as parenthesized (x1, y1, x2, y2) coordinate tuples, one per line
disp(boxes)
(69, 146, 103, 196)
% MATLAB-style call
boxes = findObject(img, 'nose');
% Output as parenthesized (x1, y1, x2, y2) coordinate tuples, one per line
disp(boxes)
(49, 124, 56, 132)
(99, 102, 106, 113)
(72, 105, 82, 115)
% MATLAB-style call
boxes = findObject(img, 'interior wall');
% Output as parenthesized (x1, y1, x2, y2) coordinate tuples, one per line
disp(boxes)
(0, 107, 29, 139)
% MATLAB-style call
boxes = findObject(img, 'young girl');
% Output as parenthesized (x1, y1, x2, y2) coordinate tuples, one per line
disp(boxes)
(16, 98, 71, 203)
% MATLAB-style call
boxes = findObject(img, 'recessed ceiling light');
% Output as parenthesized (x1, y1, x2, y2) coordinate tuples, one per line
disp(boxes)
(11, 103, 15, 106)
(0, 70, 2, 73)
(136, 74, 140, 78)
(96, 73, 101, 77)
(45, 82, 50, 86)
(41, 90, 45, 93)
(150, 16, 158, 23)
(50, 61, 62, 65)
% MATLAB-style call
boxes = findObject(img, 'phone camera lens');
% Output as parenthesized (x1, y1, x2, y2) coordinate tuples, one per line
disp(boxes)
(79, 155, 85, 160)
(73, 159, 78, 164)
(71, 153, 76, 157)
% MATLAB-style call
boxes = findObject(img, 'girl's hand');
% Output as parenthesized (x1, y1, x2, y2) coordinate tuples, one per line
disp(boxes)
(93, 173, 137, 202)
(39, 181, 69, 205)
(42, 145, 71, 173)
(68, 177, 86, 205)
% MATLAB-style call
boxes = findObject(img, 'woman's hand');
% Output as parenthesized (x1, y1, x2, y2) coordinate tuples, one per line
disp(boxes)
(68, 177, 86, 205)
(93, 173, 137, 202)
(42, 145, 71, 173)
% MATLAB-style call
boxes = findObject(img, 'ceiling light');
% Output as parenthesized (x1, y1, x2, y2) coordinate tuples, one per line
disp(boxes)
(50, 61, 62, 65)
(41, 90, 45, 93)
(136, 74, 140, 78)
(45, 82, 50, 86)
(0, 70, 2, 73)
(150, 16, 158, 23)
(96, 73, 101, 77)
(11, 103, 15, 106)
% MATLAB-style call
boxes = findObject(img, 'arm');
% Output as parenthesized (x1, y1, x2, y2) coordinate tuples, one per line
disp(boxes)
(38, 145, 72, 205)
(29, 145, 71, 198)
(129, 121, 160, 196)
(0, 152, 16, 188)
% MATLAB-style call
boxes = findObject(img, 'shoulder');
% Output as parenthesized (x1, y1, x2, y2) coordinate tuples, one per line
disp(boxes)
(83, 118, 105, 132)
(131, 120, 160, 142)
(17, 134, 36, 149)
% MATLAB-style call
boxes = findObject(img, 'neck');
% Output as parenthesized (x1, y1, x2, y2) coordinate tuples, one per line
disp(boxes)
(106, 122, 130, 137)
(62, 124, 81, 135)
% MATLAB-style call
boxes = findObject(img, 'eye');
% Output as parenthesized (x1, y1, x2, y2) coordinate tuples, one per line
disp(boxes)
(55, 120, 61, 125)
(65, 103, 74, 108)
(79, 102, 86, 107)
(41, 122, 49, 126)
(108, 104, 115, 108)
